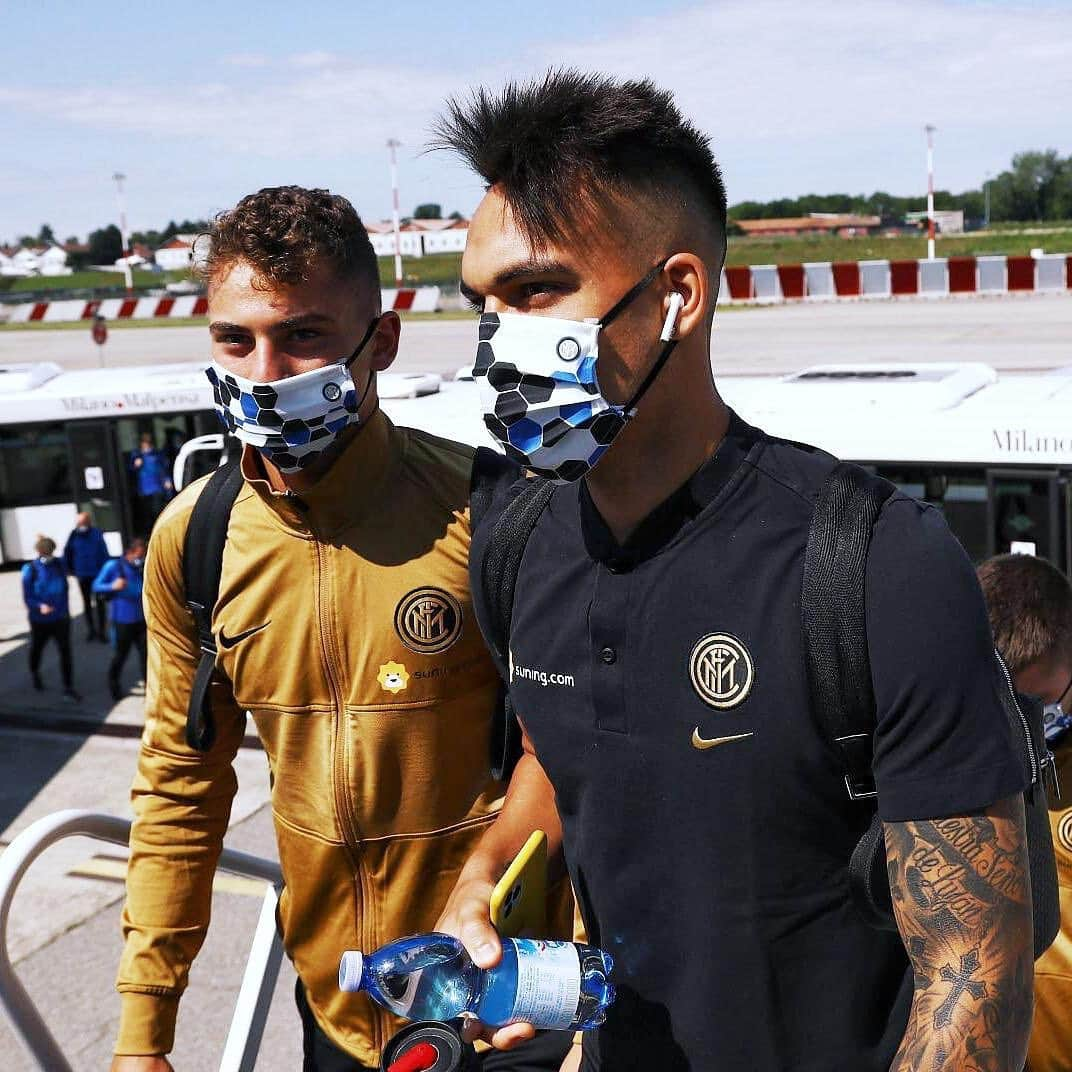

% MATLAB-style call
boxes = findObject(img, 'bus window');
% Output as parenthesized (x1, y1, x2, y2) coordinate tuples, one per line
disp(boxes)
(987, 470, 1061, 566)
(0, 424, 71, 506)
(873, 466, 990, 564)
(938, 475, 989, 564)
(65, 420, 130, 551)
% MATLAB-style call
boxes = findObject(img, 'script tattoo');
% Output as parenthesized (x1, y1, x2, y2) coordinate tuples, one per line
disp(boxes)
(885, 797, 1033, 1072)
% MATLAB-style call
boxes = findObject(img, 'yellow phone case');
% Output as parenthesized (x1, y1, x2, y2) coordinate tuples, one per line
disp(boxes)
(489, 830, 548, 938)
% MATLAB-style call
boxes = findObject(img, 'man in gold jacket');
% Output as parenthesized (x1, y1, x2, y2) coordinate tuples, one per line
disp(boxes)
(978, 553, 1072, 1072)
(111, 186, 571, 1071)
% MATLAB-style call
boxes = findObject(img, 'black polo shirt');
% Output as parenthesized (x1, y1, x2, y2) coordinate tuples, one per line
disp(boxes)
(479, 412, 1025, 1072)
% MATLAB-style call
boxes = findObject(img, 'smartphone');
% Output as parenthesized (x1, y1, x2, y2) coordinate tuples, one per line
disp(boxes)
(489, 830, 548, 938)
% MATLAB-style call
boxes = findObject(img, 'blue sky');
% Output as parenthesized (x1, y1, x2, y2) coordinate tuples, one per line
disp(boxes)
(3, 0, 1071, 241)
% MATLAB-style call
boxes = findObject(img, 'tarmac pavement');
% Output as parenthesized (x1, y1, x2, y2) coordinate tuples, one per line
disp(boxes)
(0, 291, 1069, 377)
(0, 570, 301, 1070)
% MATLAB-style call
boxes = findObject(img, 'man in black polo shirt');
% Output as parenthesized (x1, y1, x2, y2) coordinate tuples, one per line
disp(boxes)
(432, 72, 1033, 1071)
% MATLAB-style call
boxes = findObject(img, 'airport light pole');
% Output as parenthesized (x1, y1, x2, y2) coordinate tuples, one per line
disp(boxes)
(386, 139, 403, 287)
(924, 125, 936, 260)
(112, 171, 133, 294)
(984, 171, 992, 229)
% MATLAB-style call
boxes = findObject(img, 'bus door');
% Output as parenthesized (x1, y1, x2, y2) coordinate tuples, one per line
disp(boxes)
(986, 469, 1063, 569)
(65, 421, 131, 556)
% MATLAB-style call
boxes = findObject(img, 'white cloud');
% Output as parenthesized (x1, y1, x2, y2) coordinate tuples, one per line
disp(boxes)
(223, 52, 270, 68)
(287, 51, 344, 69)
(1, 0, 1069, 211)
(532, 0, 1072, 193)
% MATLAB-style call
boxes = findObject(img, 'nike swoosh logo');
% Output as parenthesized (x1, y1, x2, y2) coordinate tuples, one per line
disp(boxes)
(691, 729, 754, 750)
(218, 621, 271, 649)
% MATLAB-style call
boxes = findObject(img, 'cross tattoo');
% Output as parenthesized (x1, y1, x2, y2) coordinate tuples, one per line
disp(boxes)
(933, 949, 988, 1028)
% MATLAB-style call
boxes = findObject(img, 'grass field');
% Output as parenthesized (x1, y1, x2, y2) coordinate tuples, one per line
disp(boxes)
(377, 229, 1072, 285)
(377, 253, 469, 288)
(0, 269, 189, 294)
(5, 229, 1067, 308)
(723, 228, 1072, 267)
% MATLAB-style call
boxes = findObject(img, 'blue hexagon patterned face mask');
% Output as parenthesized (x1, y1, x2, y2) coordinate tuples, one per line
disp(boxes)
(206, 317, 380, 474)
(474, 261, 678, 483)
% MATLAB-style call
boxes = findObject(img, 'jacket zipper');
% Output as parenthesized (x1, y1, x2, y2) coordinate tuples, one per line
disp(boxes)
(313, 536, 377, 1039)
(995, 648, 1040, 786)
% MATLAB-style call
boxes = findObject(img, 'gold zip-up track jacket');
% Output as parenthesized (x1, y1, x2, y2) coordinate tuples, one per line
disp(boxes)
(116, 412, 527, 1064)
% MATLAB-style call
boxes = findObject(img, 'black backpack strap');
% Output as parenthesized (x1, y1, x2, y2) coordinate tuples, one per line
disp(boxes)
(182, 462, 244, 751)
(802, 461, 898, 931)
(470, 446, 518, 533)
(466, 463, 555, 781)
(481, 478, 555, 675)
(801, 461, 896, 801)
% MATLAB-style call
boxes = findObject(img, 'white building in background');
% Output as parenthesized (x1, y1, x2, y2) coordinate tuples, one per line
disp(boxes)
(37, 246, 72, 276)
(366, 218, 469, 259)
(154, 234, 206, 271)
(0, 245, 71, 277)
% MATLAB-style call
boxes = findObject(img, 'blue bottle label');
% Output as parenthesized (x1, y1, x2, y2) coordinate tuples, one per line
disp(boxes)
(507, 939, 581, 1030)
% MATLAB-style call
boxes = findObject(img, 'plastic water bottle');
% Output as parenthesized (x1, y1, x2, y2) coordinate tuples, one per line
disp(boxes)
(339, 932, 615, 1030)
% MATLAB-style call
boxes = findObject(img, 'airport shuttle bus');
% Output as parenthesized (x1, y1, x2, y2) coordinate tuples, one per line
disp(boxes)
(389, 360, 1072, 575)
(0, 362, 438, 562)
(0, 362, 220, 562)
(2, 359, 1070, 574)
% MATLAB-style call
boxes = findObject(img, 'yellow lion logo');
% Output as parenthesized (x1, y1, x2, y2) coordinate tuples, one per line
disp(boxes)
(377, 661, 410, 694)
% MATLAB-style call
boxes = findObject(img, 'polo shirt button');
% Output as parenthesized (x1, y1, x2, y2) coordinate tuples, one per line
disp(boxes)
(600, 646, 617, 665)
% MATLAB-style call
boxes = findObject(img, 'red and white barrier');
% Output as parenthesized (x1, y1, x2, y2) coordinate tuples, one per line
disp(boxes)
(0, 286, 442, 324)
(717, 254, 1072, 305)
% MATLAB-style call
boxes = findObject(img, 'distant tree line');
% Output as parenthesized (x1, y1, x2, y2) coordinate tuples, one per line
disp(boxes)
(728, 149, 1072, 228)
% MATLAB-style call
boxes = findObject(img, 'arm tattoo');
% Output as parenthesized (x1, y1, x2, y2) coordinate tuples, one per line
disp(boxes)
(885, 796, 1033, 1072)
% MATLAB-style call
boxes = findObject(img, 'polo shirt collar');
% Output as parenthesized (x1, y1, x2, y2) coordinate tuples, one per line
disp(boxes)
(242, 408, 398, 534)
(579, 409, 760, 567)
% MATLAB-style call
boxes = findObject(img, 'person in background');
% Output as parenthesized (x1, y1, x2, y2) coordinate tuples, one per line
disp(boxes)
(63, 511, 110, 641)
(93, 539, 147, 701)
(22, 535, 81, 702)
(978, 552, 1072, 1072)
(162, 427, 187, 470)
(129, 434, 173, 531)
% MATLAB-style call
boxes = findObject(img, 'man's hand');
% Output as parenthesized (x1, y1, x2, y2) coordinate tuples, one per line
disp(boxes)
(38, 603, 53, 615)
(112, 577, 127, 591)
(110, 1056, 174, 1071)
(133, 457, 143, 469)
(434, 735, 566, 1052)
(435, 871, 536, 1051)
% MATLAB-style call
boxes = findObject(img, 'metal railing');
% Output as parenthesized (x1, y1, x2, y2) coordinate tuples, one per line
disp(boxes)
(0, 810, 284, 1071)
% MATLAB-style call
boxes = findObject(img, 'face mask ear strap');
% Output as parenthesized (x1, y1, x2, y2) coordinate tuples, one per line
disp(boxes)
(344, 314, 383, 415)
(599, 257, 670, 329)
(344, 314, 383, 369)
(623, 339, 679, 417)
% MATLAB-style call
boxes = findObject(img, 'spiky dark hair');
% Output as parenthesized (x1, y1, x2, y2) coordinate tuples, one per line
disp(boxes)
(433, 70, 727, 256)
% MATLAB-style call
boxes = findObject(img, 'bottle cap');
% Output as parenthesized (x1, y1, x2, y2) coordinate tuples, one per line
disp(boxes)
(338, 950, 364, 992)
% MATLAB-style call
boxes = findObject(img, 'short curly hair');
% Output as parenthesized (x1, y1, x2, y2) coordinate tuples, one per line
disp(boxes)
(202, 186, 379, 296)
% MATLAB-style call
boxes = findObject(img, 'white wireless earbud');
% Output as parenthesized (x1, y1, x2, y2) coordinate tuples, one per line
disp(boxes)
(660, 292, 686, 342)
